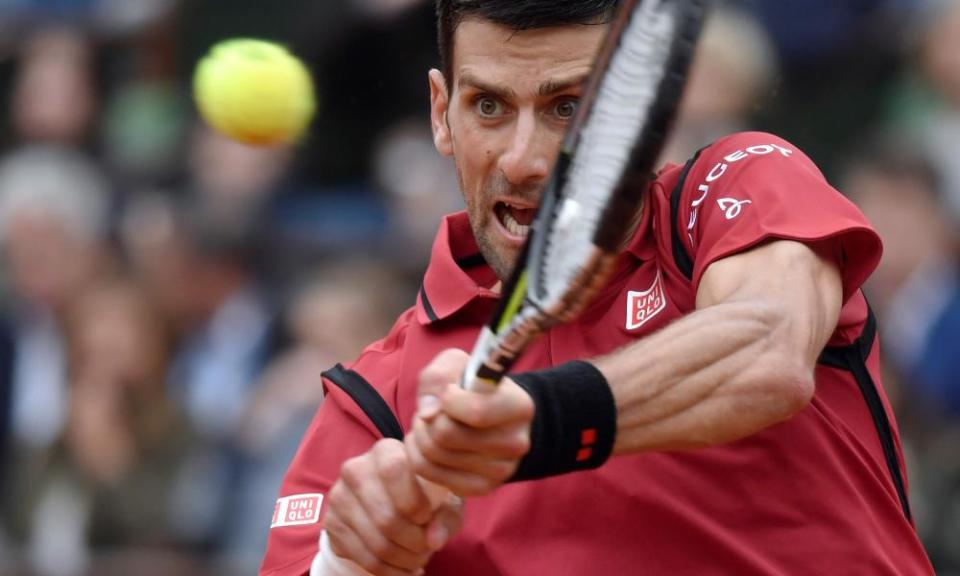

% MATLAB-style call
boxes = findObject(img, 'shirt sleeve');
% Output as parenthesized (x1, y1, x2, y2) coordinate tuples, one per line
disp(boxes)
(260, 317, 410, 576)
(258, 383, 382, 576)
(677, 131, 882, 303)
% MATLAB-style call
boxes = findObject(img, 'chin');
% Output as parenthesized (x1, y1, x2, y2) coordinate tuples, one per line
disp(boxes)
(475, 235, 515, 283)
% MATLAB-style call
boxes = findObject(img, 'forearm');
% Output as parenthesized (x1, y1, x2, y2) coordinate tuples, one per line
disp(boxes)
(594, 300, 815, 455)
(408, 241, 843, 493)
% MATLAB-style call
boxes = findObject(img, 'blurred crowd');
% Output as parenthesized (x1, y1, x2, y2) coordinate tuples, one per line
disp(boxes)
(0, 0, 957, 574)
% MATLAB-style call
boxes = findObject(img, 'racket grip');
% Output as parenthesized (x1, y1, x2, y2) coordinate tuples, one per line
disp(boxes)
(463, 374, 501, 395)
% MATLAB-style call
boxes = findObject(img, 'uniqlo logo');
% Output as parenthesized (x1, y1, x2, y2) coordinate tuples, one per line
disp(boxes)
(626, 270, 666, 330)
(270, 493, 324, 529)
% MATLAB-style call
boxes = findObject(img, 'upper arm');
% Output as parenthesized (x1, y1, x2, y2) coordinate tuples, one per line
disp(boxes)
(696, 238, 843, 368)
(674, 132, 882, 306)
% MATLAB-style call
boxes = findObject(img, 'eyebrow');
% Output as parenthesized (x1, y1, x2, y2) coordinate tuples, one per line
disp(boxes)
(457, 73, 589, 98)
(538, 75, 590, 96)
(458, 73, 516, 99)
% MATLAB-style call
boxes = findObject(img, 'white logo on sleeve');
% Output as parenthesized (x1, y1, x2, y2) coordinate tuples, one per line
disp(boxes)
(626, 270, 667, 331)
(271, 493, 324, 528)
(717, 198, 752, 220)
(688, 141, 790, 237)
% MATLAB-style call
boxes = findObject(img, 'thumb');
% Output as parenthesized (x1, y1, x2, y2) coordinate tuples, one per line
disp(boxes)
(417, 348, 469, 420)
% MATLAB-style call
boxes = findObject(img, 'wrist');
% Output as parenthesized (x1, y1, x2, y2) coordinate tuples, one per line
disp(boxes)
(312, 531, 373, 576)
(509, 360, 617, 481)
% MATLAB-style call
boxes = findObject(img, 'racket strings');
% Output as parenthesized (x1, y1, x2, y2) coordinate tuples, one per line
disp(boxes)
(538, 2, 678, 307)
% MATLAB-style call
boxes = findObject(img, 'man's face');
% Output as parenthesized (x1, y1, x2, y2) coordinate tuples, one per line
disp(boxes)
(429, 18, 605, 281)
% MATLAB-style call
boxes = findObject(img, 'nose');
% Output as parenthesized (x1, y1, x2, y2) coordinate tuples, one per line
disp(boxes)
(497, 111, 551, 188)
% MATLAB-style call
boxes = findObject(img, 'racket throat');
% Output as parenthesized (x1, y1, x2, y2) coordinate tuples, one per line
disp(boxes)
(462, 312, 547, 392)
(463, 327, 507, 391)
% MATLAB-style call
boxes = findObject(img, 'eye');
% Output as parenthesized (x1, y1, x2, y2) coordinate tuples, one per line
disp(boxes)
(475, 96, 504, 118)
(553, 98, 578, 120)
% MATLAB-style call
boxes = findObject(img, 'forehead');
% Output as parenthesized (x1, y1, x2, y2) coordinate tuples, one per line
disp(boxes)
(451, 17, 606, 92)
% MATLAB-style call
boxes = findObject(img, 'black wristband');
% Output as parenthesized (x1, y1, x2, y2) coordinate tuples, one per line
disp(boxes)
(509, 360, 617, 482)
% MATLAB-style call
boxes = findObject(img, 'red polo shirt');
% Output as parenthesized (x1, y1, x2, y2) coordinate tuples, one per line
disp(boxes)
(261, 132, 933, 575)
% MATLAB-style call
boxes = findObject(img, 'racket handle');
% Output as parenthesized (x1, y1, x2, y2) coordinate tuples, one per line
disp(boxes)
(463, 374, 501, 395)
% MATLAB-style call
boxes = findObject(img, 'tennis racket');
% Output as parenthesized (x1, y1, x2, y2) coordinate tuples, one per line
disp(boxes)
(463, 0, 710, 391)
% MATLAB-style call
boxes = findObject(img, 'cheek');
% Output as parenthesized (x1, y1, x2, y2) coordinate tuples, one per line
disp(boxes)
(452, 136, 494, 193)
(447, 113, 506, 213)
(451, 113, 496, 161)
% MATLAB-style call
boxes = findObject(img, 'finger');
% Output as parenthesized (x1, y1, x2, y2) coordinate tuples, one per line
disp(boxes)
(411, 416, 520, 479)
(325, 512, 424, 576)
(371, 439, 438, 525)
(366, 442, 436, 552)
(418, 349, 470, 419)
(422, 410, 530, 459)
(331, 477, 431, 571)
(407, 438, 507, 496)
(426, 496, 465, 552)
(341, 439, 432, 566)
(441, 380, 534, 429)
(418, 476, 454, 512)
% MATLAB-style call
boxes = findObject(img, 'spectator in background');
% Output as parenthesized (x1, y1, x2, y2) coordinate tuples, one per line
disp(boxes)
(100, 3, 188, 192)
(730, 0, 913, 179)
(844, 140, 960, 571)
(122, 190, 282, 561)
(64, 279, 184, 544)
(732, 0, 894, 66)
(189, 124, 295, 223)
(110, 117, 296, 567)
(374, 120, 462, 275)
(662, 6, 776, 163)
(10, 26, 97, 147)
(19, 278, 192, 576)
(878, 9, 960, 558)
(908, 0, 960, 225)
(295, 0, 436, 186)
(0, 145, 111, 572)
(189, 122, 326, 287)
(843, 141, 956, 388)
(880, 0, 960, 420)
(0, 0, 175, 40)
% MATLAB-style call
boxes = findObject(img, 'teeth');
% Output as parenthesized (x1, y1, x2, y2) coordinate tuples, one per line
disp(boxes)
(502, 210, 530, 238)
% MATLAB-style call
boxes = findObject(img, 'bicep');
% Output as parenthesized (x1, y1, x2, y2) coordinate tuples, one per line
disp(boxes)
(696, 239, 843, 366)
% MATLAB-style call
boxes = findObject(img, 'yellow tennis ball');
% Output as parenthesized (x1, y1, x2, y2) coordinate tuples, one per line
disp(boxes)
(194, 39, 316, 146)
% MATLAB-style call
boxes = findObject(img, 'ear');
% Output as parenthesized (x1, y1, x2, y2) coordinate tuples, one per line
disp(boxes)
(429, 69, 453, 157)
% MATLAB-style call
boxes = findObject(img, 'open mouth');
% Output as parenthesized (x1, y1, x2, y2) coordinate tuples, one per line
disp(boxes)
(494, 201, 536, 239)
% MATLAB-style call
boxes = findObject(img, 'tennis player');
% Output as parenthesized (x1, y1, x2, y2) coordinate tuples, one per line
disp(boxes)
(261, 1, 934, 575)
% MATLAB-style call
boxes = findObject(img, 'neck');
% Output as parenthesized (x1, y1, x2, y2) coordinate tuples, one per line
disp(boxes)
(618, 196, 646, 252)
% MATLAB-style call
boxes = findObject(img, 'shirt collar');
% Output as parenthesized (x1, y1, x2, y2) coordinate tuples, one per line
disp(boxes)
(417, 211, 499, 325)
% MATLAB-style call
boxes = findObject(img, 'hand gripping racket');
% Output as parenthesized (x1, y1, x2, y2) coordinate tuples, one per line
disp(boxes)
(463, 0, 710, 391)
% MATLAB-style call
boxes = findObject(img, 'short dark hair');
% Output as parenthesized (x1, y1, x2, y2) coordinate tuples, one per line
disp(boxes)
(436, 0, 620, 83)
